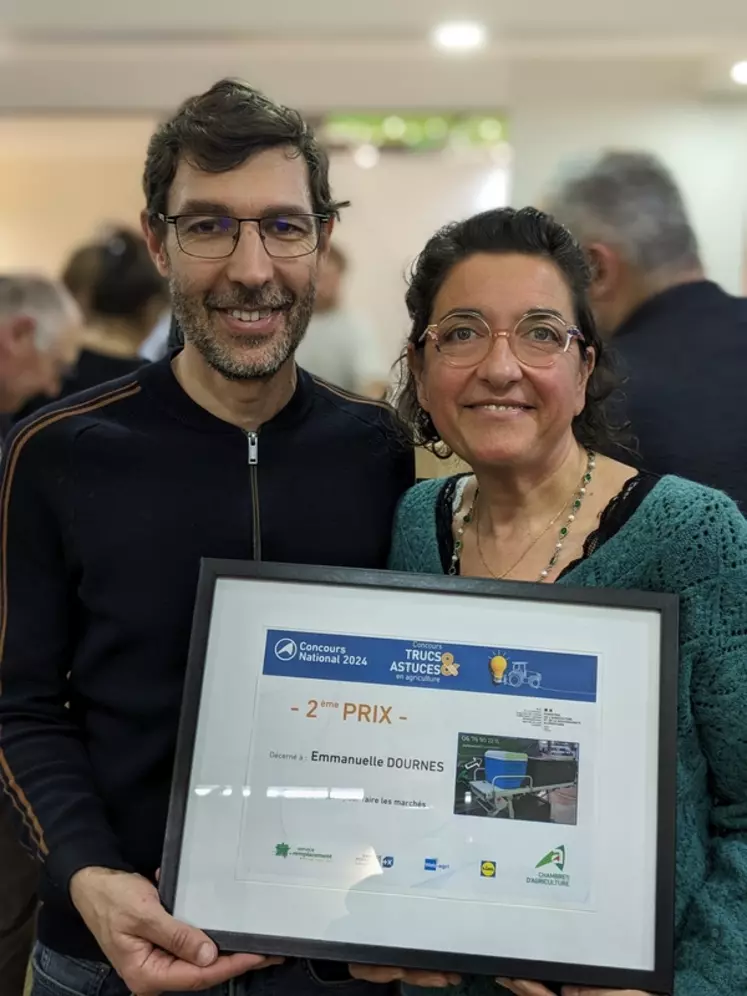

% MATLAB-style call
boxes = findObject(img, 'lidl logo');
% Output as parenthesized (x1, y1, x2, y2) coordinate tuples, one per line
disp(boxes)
(480, 860, 496, 878)
(536, 845, 566, 872)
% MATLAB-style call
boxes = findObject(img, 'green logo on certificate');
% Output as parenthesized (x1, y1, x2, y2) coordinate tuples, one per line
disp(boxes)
(273, 842, 333, 862)
(536, 845, 566, 872)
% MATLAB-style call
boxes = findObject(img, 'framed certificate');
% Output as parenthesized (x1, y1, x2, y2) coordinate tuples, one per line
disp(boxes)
(160, 560, 678, 994)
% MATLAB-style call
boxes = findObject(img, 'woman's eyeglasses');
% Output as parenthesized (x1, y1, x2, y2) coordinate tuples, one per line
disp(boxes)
(419, 311, 585, 368)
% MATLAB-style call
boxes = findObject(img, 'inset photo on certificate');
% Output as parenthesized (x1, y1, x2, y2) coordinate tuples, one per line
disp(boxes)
(454, 731, 579, 824)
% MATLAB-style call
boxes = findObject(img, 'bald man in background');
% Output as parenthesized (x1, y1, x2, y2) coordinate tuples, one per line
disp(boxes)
(0, 275, 81, 449)
(544, 150, 747, 511)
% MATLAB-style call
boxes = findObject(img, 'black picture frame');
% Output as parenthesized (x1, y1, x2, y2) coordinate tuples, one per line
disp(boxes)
(160, 558, 678, 995)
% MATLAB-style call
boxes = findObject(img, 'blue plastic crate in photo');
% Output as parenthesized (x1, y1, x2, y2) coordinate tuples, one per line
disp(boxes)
(484, 750, 528, 789)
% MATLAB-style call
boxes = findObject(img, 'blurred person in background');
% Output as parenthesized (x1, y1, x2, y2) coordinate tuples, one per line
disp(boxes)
(544, 150, 747, 511)
(65, 234, 172, 364)
(0, 78, 412, 996)
(60, 242, 98, 323)
(15, 231, 166, 421)
(138, 306, 173, 361)
(0, 274, 81, 445)
(295, 242, 390, 397)
(0, 801, 36, 996)
(0, 274, 80, 996)
(61, 227, 166, 391)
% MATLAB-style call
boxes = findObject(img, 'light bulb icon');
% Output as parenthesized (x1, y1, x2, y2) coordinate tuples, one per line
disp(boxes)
(489, 654, 508, 685)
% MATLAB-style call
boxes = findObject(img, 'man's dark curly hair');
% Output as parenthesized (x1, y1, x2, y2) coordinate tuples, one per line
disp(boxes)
(143, 78, 348, 225)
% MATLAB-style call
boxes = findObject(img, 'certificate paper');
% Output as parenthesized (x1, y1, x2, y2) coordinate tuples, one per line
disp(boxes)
(240, 631, 594, 909)
(162, 563, 677, 993)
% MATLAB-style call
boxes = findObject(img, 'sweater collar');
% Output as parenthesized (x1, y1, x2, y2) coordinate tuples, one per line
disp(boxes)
(137, 350, 314, 434)
(614, 280, 727, 340)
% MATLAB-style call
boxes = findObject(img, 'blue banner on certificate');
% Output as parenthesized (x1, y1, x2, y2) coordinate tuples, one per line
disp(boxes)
(263, 629, 597, 703)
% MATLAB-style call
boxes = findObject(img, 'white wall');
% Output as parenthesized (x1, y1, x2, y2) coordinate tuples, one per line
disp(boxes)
(509, 63, 747, 294)
(0, 117, 155, 275)
(328, 149, 510, 370)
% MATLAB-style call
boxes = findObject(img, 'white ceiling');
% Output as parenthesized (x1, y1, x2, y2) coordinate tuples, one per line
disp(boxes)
(2, 0, 747, 111)
(6, 0, 747, 39)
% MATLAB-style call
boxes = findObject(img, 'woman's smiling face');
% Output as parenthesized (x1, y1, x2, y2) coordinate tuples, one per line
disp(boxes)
(412, 251, 594, 471)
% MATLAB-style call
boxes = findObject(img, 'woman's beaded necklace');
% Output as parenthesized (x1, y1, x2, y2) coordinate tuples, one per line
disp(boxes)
(448, 450, 596, 582)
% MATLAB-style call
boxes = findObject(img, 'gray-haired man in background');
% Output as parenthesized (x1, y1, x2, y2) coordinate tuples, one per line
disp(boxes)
(0, 273, 80, 996)
(0, 275, 81, 446)
(545, 150, 747, 511)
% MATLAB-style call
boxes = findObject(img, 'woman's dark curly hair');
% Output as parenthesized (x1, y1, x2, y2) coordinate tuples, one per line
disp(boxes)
(396, 206, 627, 456)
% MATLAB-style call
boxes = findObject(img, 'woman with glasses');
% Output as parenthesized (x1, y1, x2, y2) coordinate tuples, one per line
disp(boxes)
(350, 208, 747, 996)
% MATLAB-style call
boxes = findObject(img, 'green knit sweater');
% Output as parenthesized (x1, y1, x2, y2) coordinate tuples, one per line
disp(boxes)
(390, 475, 747, 996)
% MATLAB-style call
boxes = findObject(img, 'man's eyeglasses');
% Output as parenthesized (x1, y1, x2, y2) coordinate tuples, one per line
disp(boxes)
(419, 311, 585, 368)
(157, 213, 330, 260)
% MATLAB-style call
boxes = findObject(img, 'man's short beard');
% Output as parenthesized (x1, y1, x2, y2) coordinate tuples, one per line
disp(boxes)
(170, 279, 315, 382)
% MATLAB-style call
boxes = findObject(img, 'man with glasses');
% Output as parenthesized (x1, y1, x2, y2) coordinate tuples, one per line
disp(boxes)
(0, 80, 413, 996)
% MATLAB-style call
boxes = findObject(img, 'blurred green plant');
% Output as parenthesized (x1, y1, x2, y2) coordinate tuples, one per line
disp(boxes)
(321, 112, 508, 151)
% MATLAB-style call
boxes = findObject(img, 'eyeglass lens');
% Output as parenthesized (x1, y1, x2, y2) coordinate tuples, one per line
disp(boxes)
(174, 215, 320, 259)
(433, 314, 572, 367)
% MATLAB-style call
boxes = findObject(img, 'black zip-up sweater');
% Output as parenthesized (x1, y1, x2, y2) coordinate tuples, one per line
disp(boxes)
(0, 356, 414, 960)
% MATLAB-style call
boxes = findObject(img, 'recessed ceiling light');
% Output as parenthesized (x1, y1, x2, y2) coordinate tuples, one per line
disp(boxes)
(730, 61, 747, 85)
(353, 144, 380, 169)
(475, 169, 509, 213)
(431, 21, 487, 53)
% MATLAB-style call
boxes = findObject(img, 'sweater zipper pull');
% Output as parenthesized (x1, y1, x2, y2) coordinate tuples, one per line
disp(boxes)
(247, 431, 261, 561)
(247, 431, 259, 465)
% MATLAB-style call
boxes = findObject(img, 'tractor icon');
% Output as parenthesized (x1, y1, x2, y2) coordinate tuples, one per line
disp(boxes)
(505, 661, 542, 689)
